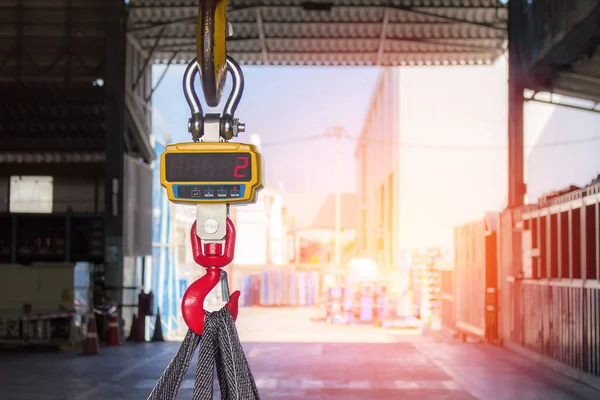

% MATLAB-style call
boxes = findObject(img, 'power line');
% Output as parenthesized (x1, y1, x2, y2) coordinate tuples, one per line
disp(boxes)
(260, 135, 325, 147)
(261, 134, 600, 150)
(365, 136, 600, 150)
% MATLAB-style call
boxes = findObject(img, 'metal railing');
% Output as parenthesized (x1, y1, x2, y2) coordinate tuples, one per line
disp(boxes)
(499, 185, 600, 384)
(507, 279, 600, 377)
(533, 182, 600, 209)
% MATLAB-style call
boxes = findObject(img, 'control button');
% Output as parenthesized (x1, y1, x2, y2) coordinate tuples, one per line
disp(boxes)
(191, 190, 200, 197)
(217, 189, 227, 198)
(204, 189, 214, 197)
(230, 189, 240, 197)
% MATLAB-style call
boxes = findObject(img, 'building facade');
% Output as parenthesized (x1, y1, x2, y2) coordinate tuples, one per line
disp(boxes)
(231, 187, 289, 266)
(356, 61, 508, 262)
(356, 67, 401, 268)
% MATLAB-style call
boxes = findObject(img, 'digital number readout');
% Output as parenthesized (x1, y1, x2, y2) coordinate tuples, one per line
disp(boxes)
(164, 152, 252, 182)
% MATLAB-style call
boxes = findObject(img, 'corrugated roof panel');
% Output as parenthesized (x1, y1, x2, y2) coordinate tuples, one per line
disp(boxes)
(127, 0, 507, 66)
(266, 38, 381, 52)
(262, 22, 382, 38)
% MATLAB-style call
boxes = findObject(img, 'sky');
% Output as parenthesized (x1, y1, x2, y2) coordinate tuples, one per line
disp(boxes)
(526, 102, 600, 202)
(151, 58, 570, 248)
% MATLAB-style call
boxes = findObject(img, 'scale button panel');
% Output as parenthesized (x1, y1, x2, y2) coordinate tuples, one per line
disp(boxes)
(175, 184, 246, 200)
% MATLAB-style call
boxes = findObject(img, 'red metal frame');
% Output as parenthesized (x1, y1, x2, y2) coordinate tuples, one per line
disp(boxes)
(182, 217, 239, 336)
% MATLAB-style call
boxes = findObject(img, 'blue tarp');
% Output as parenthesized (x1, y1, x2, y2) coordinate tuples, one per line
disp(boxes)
(150, 141, 180, 336)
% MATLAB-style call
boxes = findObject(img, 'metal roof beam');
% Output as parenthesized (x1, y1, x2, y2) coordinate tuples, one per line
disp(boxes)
(126, 33, 149, 58)
(127, 16, 194, 34)
(255, 8, 269, 64)
(0, 135, 103, 151)
(0, 152, 106, 164)
(128, 88, 153, 114)
(149, 50, 499, 67)
(386, 5, 505, 31)
(376, 9, 389, 66)
(155, 37, 501, 54)
(125, 91, 155, 161)
(147, 30, 503, 44)
(157, 44, 502, 54)
(127, 4, 505, 11)
(145, 52, 178, 103)
(130, 21, 503, 36)
(0, 76, 103, 83)
(132, 26, 165, 91)
(126, 5, 507, 33)
(526, 94, 600, 115)
(560, 71, 600, 86)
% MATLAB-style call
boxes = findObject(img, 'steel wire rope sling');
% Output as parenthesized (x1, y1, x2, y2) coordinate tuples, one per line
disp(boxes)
(148, 1, 262, 398)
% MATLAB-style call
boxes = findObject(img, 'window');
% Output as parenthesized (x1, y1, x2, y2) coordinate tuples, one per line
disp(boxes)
(9, 176, 53, 213)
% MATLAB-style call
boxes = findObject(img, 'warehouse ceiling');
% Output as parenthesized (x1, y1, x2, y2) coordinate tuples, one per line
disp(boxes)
(0, 0, 154, 164)
(545, 45, 600, 105)
(0, 0, 108, 161)
(127, 0, 508, 67)
(525, 0, 600, 107)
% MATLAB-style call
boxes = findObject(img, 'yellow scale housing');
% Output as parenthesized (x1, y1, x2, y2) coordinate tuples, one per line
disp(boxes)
(160, 142, 263, 205)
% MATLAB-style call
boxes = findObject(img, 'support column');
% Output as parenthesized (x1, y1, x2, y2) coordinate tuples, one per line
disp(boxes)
(507, 0, 527, 208)
(104, 0, 126, 306)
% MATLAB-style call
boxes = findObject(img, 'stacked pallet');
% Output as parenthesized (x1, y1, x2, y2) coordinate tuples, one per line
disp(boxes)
(237, 269, 320, 307)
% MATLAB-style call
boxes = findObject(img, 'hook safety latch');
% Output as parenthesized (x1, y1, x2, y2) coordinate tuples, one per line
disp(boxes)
(181, 267, 240, 336)
(190, 217, 236, 267)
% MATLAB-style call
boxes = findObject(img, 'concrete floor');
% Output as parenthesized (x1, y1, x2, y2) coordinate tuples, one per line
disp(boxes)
(1, 307, 599, 400)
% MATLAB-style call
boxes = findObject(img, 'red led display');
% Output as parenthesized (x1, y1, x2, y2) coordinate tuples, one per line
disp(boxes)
(165, 152, 252, 182)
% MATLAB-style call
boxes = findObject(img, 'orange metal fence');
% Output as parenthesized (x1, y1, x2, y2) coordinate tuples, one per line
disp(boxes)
(449, 217, 499, 343)
(496, 183, 600, 384)
(503, 279, 600, 378)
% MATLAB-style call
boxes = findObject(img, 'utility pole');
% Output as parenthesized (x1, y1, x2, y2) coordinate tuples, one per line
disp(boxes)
(324, 126, 352, 274)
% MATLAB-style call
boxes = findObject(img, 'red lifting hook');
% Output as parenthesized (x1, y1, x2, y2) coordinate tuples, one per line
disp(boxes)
(182, 217, 239, 336)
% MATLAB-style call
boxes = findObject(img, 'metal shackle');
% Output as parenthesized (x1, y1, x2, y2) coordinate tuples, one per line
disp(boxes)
(183, 56, 246, 141)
